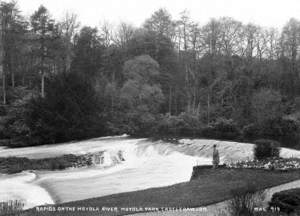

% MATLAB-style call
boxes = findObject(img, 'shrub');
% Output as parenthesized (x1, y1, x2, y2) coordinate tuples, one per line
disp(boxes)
(269, 188, 300, 215)
(262, 118, 300, 147)
(124, 111, 158, 137)
(229, 183, 265, 216)
(251, 88, 283, 124)
(243, 123, 261, 140)
(254, 139, 280, 160)
(0, 200, 25, 215)
(156, 112, 202, 137)
(177, 112, 202, 136)
(156, 114, 182, 136)
(243, 118, 300, 148)
(25, 72, 105, 145)
(202, 118, 241, 140)
(0, 154, 90, 174)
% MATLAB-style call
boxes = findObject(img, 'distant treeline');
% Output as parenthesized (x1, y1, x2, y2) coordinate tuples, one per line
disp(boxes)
(1, 2, 300, 148)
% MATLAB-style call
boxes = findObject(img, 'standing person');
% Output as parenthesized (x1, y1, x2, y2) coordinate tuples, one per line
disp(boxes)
(212, 144, 220, 169)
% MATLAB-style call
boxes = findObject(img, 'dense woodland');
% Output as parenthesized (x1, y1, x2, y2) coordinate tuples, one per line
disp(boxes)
(1, 1, 300, 147)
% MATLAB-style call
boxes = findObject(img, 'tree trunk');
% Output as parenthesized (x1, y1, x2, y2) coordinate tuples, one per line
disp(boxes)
(2, 65, 6, 105)
(22, 73, 25, 86)
(207, 92, 210, 125)
(168, 86, 172, 114)
(111, 94, 114, 113)
(11, 70, 14, 88)
(1, 12, 6, 104)
(41, 72, 45, 98)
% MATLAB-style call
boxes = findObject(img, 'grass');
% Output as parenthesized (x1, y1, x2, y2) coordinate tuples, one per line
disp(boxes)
(0, 154, 92, 174)
(0, 200, 25, 216)
(15, 167, 300, 216)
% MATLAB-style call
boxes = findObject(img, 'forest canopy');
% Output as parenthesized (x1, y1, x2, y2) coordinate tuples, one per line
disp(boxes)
(1, 3, 300, 147)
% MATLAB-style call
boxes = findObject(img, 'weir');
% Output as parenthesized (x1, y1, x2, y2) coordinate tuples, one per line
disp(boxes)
(0, 136, 300, 209)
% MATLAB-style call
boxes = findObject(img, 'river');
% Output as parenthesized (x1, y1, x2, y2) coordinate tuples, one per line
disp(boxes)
(0, 135, 300, 209)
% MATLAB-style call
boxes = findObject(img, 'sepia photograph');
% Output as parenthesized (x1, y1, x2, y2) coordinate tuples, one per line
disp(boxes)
(1, 0, 300, 215)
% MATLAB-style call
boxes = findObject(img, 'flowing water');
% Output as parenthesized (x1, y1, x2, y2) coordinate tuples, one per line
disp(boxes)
(1, 136, 300, 209)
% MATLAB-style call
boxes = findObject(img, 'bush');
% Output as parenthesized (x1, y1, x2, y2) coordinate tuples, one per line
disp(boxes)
(229, 183, 265, 216)
(262, 118, 300, 147)
(202, 118, 241, 140)
(24, 72, 105, 145)
(156, 113, 202, 137)
(243, 118, 300, 148)
(243, 123, 261, 140)
(0, 154, 89, 174)
(269, 188, 300, 214)
(156, 114, 182, 136)
(0, 200, 25, 215)
(254, 139, 280, 160)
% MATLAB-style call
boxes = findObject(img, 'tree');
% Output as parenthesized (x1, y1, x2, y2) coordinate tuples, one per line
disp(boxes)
(71, 26, 104, 78)
(126, 28, 180, 114)
(0, 1, 27, 90)
(219, 17, 244, 56)
(30, 5, 56, 98)
(0, 1, 20, 103)
(279, 18, 300, 98)
(113, 22, 135, 49)
(252, 88, 283, 123)
(25, 72, 103, 144)
(59, 12, 79, 73)
(144, 8, 175, 39)
(120, 55, 164, 134)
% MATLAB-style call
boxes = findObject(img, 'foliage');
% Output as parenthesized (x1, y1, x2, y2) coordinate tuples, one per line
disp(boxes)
(229, 183, 265, 216)
(253, 139, 280, 160)
(269, 188, 300, 215)
(71, 26, 105, 77)
(156, 112, 202, 137)
(14, 169, 300, 216)
(119, 55, 164, 136)
(24, 72, 104, 145)
(202, 118, 241, 140)
(261, 118, 300, 147)
(0, 154, 91, 174)
(227, 158, 300, 170)
(3, 4, 300, 147)
(252, 89, 283, 123)
(0, 200, 24, 216)
(243, 118, 300, 148)
(242, 123, 261, 140)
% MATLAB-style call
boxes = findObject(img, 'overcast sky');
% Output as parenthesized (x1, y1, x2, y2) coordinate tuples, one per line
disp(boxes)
(14, 0, 300, 28)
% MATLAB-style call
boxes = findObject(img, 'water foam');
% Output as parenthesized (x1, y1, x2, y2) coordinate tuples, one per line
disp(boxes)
(0, 172, 54, 209)
(1, 137, 300, 209)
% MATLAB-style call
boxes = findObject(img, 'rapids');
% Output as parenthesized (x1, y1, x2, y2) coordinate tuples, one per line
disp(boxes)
(1, 135, 300, 209)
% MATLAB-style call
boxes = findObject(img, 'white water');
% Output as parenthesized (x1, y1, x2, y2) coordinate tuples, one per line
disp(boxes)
(1, 136, 300, 209)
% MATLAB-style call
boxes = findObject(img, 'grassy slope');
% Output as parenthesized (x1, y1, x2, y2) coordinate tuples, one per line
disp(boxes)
(17, 168, 300, 216)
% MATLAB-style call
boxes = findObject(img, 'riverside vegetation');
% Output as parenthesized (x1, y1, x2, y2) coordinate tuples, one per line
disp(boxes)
(0, 154, 92, 174)
(1, 2, 300, 216)
(0, 150, 123, 174)
(0, 2, 299, 148)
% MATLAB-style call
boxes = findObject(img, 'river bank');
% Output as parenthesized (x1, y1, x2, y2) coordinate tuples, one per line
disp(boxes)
(13, 167, 300, 216)
(1, 136, 300, 214)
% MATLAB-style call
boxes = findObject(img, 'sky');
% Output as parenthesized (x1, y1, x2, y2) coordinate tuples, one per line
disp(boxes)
(13, 0, 300, 29)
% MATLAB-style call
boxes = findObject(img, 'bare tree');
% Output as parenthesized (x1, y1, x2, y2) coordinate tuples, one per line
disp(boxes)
(219, 17, 244, 56)
(59, 12, 79, 72)
(99, 20, 113, 48)
(201, 18, 222, 56)
(265, 27, 280, 60)
(113, 22, 134, 48)
(0, 7, 5, 105)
